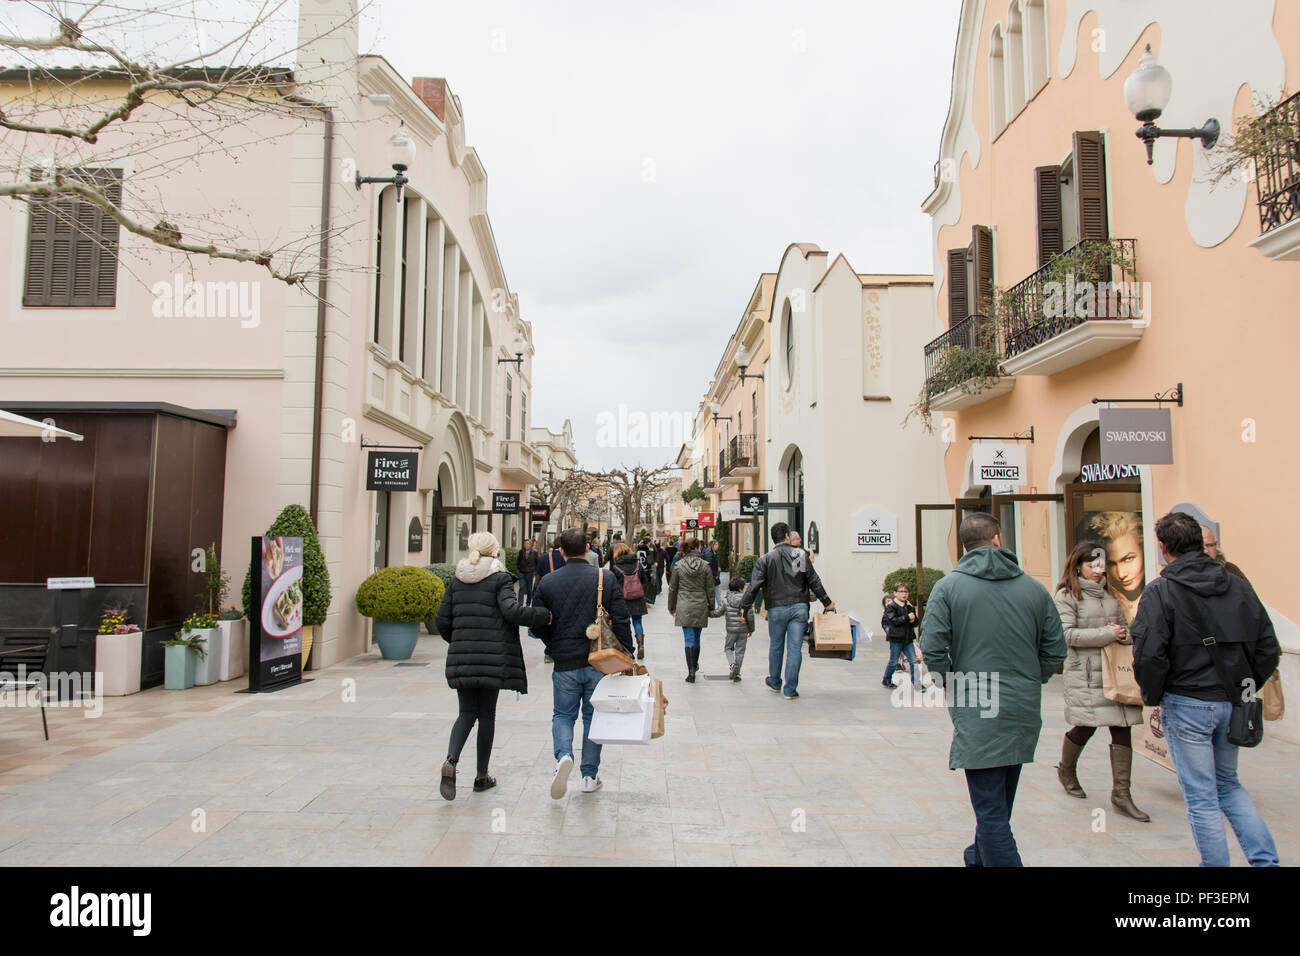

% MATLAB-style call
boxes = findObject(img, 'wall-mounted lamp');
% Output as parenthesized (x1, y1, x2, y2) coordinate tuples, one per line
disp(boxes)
(735, 345, 764, 383)
(1123, 45, 1219, 165)
(706, 401, 731, 426)
(497, 335, 528, 367)
(355, 121, 417, 201)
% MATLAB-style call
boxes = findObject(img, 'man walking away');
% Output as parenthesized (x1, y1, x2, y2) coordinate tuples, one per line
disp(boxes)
(920, 513, 1066, 867)
(532, 539, 570, 664)
(517, 538, 539, 605)
(1131, 512, 1280, 867)
(532, 528, 632, 798)
(739, 522, 834, 700)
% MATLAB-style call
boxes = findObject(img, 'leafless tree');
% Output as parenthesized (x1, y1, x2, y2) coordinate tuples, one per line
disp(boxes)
(578, 463, 676, 540)
(0, 0, 377, 291)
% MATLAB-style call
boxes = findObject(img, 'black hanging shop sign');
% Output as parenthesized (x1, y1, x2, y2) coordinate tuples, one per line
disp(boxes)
(492, 491, 521, 514)
(366, 451, 418, 492)
(740, 492, 768, 516)
(408, 517, 424, 552)
(529, 504, 551, 520)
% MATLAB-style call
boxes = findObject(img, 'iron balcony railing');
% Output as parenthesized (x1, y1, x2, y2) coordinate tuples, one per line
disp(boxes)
(999, 238, 1140, 360)
(1255, 90, 1300, 234)
(923, 313, 1002, 398)
(720, 434, 756, 477)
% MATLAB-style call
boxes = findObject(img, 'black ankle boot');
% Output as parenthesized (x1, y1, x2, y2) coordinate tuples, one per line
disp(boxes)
(685, 646, 697, 683)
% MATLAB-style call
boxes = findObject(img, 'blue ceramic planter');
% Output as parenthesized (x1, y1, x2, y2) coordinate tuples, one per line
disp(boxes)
(373, 619, 420, 660)
(164, 643, 197, 689)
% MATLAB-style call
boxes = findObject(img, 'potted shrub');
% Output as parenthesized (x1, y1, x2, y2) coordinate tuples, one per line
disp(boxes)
(355, 566, 445, 660)
(424, 563, 455, 634)
(217, 605, 246, 682)
(243, 505, 332, 670)
(882, 566, 947, 605)
(182, 611, 221, 685)
(95, 605, 142, 697)
(162, 630, 207, 690)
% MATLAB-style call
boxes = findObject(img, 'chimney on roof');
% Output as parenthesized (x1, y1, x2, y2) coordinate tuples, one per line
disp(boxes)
(412, 77, 447, 120)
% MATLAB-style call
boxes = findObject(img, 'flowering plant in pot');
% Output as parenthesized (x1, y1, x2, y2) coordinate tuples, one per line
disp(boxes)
(161, 625, 209, 690)
(355, 566, 445, 660)
(179, 611, 220, 686)
(95, 604, 143, 697)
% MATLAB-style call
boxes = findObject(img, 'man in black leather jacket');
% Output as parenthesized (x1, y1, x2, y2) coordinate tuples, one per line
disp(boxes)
(739, 522, 834, 700)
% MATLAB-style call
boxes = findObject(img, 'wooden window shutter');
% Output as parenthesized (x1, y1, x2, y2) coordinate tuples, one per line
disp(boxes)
(1035, 165, 1063, 267)
(22, 195, 55, 305)
(1073, 130, 1109, 240)
(971, 224, 994, 315)
(22, 168, 121, 307)
(94, 172, 122, 306)
(946, 247, 969, 327)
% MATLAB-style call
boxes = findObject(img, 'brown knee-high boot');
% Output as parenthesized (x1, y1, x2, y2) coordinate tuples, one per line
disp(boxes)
(636, 635, 645, 660)
(1109, 744, 1150, 822)
(1057, 734, 1087, 798)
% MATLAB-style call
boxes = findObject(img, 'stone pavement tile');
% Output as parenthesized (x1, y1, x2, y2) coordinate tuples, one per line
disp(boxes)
(674, 842, 735, 866)
(733, 844, 854, 867)
(491, 852, 555, 866)
(142, 811, 240, 847)
(672, 823, 783, 847)
(426, 833, 503, 865)
(550, 856, 674, 867)
(376, 817, 453, 852)
(33, 843, 192, 866)
(229, 811, 347, 830)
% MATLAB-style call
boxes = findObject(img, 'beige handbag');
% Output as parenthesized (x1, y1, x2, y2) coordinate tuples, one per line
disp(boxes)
(1101, 640, 1143, 706)
(587, 568, 635, 675)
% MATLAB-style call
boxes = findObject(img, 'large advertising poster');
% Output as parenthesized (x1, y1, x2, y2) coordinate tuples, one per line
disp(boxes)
(1072, 510, 1145, 625)
(248, 535, 304, 692)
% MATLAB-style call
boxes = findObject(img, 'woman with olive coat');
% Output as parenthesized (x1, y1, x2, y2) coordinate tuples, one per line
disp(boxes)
(667, 538, 716, 683)
(1054, 541, 1147, 822)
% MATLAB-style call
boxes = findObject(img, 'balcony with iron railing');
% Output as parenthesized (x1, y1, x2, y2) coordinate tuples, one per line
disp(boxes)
(702, 463, 723, 494)
(998, 238, 1144, 376)
(719, 434, 758, 483)
(1247, 90, 1300, 260)
(922, 313, 1014, 411)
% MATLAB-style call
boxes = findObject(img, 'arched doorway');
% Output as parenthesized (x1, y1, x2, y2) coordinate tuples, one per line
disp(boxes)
(763, 445, 805, 552)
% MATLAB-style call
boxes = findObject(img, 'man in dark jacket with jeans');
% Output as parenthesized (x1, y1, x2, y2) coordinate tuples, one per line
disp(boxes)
(739, 522, 833, 700)
(532, 528, 632, 799)
(1132, 511, 1280, 866)
(517, 539, 539, 604)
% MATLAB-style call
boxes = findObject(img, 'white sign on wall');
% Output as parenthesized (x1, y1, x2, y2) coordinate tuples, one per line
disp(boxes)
(972, 444, 1027, 485)
(719, 500, 741, 522)
(850, 506, 898, 553)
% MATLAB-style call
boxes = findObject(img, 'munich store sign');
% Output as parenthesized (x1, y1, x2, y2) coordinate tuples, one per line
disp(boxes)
(492, 491, 521, 514)
(850, 506, 898, 553)
(1100, 408, 1173, 466)
(973, 444, 1027, 485)
(366, 451, 418, 492)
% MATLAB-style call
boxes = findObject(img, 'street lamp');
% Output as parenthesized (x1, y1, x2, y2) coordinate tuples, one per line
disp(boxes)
(355, 121, 418, 200)
(735, 344, 764, 382)
(1123, 44, 1219, 165)
(707, 400, 731, 427)
(497, 334, 528, 367)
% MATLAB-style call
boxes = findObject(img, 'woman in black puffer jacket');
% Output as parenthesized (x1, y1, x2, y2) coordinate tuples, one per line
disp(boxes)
(611, 543, 650, 660)
(434, 531, 550, 800)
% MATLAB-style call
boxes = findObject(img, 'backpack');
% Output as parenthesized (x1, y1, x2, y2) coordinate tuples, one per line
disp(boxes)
(618, 565, 645, 601)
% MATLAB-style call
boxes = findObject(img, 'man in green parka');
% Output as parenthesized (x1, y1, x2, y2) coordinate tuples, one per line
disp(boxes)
(920, 513, 1067, 867)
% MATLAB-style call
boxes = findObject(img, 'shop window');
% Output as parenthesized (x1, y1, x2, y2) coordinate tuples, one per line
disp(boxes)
(23, 167, 122, 308)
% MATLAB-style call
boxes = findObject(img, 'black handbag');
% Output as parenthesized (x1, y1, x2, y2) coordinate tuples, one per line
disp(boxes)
(1172, 581, 1263, 748)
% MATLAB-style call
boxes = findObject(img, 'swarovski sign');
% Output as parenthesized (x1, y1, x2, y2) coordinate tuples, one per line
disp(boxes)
(1100, 408, 1173, 466)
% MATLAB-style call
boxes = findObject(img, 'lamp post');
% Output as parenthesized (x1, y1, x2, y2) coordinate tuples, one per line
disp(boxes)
(355, 122, 418, 200)
(1123, 44, 1219, 165)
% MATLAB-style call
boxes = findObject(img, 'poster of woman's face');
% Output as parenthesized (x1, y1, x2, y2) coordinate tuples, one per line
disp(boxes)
(1075, 510, 1146, 620)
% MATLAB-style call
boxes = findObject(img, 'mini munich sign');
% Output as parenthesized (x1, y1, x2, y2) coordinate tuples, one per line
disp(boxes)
(972, 444, 1027, 485)
(850, 506, 898, 553)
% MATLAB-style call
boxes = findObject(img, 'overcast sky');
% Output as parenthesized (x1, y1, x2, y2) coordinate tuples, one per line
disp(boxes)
(363, 1, 965, 469)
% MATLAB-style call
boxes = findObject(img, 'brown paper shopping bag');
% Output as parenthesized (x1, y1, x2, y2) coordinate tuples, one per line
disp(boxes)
(1101, 641, 1143, 706)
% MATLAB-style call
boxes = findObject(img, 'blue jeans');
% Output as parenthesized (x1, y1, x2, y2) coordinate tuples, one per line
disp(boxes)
(631, 615, 644, 636)
(552, 666, 604, 779)
(682, 626, 701, 648)
(962, 765, 1023, 867)
(884, 641, 920, 686)
(714, 585, 722, 607)
(766, 603, 807, 697)
(520, 574, 534, 604)
(1161, 693, 1279, 867)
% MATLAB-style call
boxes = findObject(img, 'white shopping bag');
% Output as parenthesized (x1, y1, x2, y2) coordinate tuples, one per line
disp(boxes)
(591, 673, 652, 713)
(847, 611, 871, 644)
(588, 699, 653, 745)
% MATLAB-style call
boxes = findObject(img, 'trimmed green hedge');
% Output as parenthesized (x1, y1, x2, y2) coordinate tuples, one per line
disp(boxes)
(241, 504, 332, 626)
(735, 554, 756, 582)
(504, 547, 520, 574)
(355, 566, 444, 623)
(882, 566, 946, 603)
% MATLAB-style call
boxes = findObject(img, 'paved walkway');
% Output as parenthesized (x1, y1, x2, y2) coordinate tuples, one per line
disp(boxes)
(1, 599, 1295, 866)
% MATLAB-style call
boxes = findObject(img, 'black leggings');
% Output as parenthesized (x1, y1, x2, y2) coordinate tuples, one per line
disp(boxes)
(1067, 725, 1132, 748)
(447, 687, 500, 774)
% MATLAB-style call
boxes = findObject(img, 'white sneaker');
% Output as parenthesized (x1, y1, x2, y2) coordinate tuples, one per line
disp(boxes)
(551, 755, 573, 799)
(581, 775, 602, 793)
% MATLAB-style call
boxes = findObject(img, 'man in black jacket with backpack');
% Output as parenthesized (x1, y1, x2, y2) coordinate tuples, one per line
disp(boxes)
(1131, 511, 1280, 867)
(532, 528, 632, 799)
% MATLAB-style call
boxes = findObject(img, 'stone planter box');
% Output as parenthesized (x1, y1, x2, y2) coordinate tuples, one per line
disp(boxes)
(164, 643, 197, 690)
(95, 631, 142, 696)
(187, 628, 221, 686)
(217, 619, 246, 682)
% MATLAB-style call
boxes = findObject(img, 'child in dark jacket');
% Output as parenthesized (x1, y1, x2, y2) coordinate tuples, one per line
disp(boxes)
(710, 576, 755, 682)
